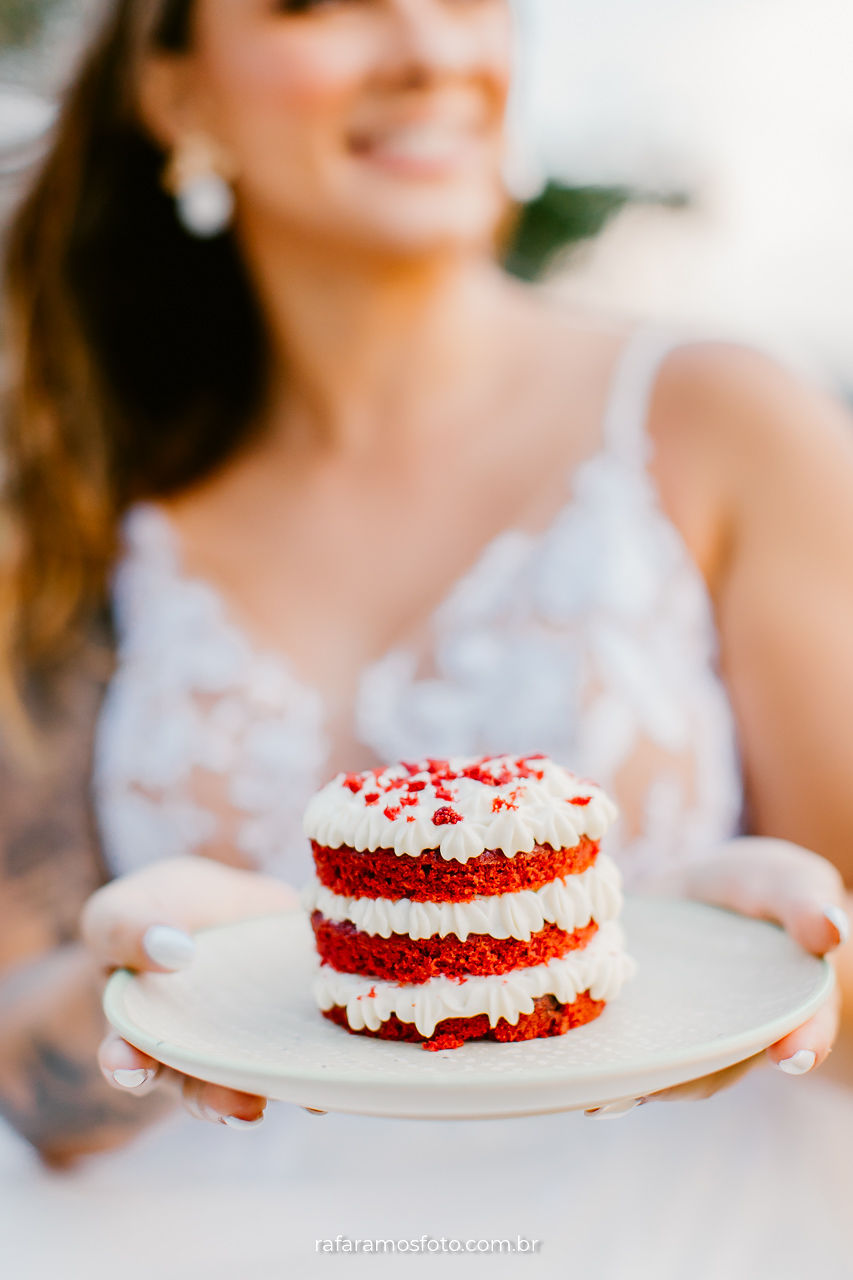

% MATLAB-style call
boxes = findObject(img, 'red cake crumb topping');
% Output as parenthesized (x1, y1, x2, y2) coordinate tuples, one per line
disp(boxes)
(432, 806, 463, 826)
(383, 806, 401, 821)
(311, 915, 599, 983)
(322, 990, 606, 1051)
(334, 754, 554, 812)
(570, 796, 592, 806)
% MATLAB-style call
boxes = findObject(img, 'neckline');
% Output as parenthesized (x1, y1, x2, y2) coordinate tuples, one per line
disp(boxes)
(125, 437, 605, 704)
(119, 324, 676, 706)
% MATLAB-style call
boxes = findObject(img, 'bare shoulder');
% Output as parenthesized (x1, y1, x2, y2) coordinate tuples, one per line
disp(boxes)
(651, 339, 852, 459)
(644, 340, 853, 596)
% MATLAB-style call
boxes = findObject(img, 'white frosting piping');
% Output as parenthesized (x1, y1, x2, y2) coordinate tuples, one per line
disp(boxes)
(302, 854, 623, 942)
(313, 920, 636, 1038)
(303, 755, 618, 863)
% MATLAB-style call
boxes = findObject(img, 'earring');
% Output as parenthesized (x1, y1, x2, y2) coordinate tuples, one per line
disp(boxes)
(164, 133, 235, 239)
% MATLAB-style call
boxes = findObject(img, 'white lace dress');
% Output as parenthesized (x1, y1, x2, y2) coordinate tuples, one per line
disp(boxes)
(93, 327, 745, 894)
(2, 328, 851, 1280)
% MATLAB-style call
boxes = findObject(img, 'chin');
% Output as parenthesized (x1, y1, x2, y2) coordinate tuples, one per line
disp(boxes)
(341, 188, 507, 258)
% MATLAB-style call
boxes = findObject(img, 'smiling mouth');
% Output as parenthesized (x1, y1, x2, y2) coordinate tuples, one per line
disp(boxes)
(348, 121, 485, 177)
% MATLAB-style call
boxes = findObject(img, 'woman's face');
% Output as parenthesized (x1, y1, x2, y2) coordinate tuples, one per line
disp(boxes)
(155, 0, 514, 255)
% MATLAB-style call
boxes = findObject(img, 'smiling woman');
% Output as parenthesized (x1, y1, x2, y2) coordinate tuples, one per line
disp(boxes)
(2, 2, 853, 1278)
(143, 0, 512, 250)
(0, 0, 517, 705)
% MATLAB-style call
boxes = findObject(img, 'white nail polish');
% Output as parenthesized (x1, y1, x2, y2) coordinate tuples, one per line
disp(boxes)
(142, 925, 195, 971)
(190, 1100, 264, 1127)
(193, 1100, 227, 1125)
(113, 1068, 152, 1089)
(588, 1098, 641, 1118)
(822, 905, 850, 946)
(778, 1049, 817, 1075)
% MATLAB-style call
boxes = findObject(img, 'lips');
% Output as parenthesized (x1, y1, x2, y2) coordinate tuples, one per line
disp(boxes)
(348, 119, 485, 175)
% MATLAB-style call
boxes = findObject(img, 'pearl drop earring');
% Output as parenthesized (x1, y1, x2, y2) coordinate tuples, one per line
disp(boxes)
(164, 133, 235, 239)
(176, 170, 234, 238)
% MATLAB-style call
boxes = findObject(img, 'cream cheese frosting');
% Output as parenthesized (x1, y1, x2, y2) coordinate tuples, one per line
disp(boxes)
(302, 853, 624, 942)
(303, 754, 618, 863)
(313, 920, 636, 1037)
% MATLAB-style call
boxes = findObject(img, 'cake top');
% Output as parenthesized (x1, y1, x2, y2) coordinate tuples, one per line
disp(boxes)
(303, 754, 618, 863)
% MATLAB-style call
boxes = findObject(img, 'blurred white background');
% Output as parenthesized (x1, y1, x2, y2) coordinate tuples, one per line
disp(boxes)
(512, 0, 853, 385)
(2, 0, 853, 385)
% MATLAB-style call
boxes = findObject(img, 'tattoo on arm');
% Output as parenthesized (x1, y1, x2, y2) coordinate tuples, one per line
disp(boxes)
(0, 625, 177, 1164)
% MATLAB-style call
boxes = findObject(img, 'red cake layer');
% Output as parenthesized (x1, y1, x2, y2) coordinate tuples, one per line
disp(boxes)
(311, 837, 599, 902)
(323, 990, 607, 1051)
(311, 913, 599, 982)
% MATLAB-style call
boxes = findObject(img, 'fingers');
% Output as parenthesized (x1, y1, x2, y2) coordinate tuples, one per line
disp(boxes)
(767, 986, 841, 1073)
(100, 1032, 268, 1126)
(98, 1032, 165, 1095)
(585, 1052, 767, 1116)
(81, 856, 301, 973)
(583, 992, 841, 1117)
(644, 1052, 765, 1104)
(181, 1077, 267, 1128)
(584, 1098, 646, 1118)
(781, 894, 850, 958)
(684, 837, 850, 957)
(584, 992, 841, 1118)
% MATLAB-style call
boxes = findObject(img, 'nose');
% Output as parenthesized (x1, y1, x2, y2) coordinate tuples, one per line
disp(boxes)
(382, 0, 486, 83)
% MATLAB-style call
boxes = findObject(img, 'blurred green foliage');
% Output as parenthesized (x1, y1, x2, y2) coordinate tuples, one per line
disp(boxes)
(505, 182, 690, 282)
(0, 0, 62, 47)
(504, 183, 633, 281)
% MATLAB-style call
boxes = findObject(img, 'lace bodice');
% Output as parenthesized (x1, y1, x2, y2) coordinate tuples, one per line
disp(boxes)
(93, 327, 745, 891)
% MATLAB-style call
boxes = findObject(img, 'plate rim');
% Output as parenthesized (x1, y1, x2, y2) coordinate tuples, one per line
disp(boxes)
(103, 896, 836, 1096)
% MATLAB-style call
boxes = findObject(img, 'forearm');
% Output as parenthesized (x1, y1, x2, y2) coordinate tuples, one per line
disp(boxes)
(0, 942, 177, 1168)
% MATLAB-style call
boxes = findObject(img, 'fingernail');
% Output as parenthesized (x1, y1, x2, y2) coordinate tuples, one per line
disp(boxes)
(777, 1049, 817, 1075)
(192, 1100, 227, 1124)
(189, 1098, 264, 1127)
(112, 1068, 154, 1089)
(587, 1098, 642, 1118)
(304, 1107, 328, 1117)
(822, 905, 850, 946)
(142, 925, 195, 970)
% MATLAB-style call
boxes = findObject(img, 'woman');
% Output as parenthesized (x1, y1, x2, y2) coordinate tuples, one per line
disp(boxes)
(1, 0, 852, 1274)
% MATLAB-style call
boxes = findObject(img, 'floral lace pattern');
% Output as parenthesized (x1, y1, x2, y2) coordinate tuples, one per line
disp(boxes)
(93, 328, 745, 891)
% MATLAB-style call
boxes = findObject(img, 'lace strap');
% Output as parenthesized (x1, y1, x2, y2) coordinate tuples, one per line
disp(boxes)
(600, 326, 685, 468)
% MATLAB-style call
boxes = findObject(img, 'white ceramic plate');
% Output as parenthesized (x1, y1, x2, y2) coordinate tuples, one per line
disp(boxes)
(103, 897, 834, 1119)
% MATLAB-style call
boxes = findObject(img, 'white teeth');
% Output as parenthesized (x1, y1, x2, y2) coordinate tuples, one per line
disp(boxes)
(361, 124, 472, 164)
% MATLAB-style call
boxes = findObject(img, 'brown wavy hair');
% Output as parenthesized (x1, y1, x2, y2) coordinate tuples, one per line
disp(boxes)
(0, 0, 268, 726)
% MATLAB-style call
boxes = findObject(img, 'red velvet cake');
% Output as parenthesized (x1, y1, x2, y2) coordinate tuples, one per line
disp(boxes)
(301, 755, 635, 1051)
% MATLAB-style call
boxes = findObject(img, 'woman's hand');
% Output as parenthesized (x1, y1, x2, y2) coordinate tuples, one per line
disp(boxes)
(586, 836, 849, 1116)
(80, 857, 302, 1127)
